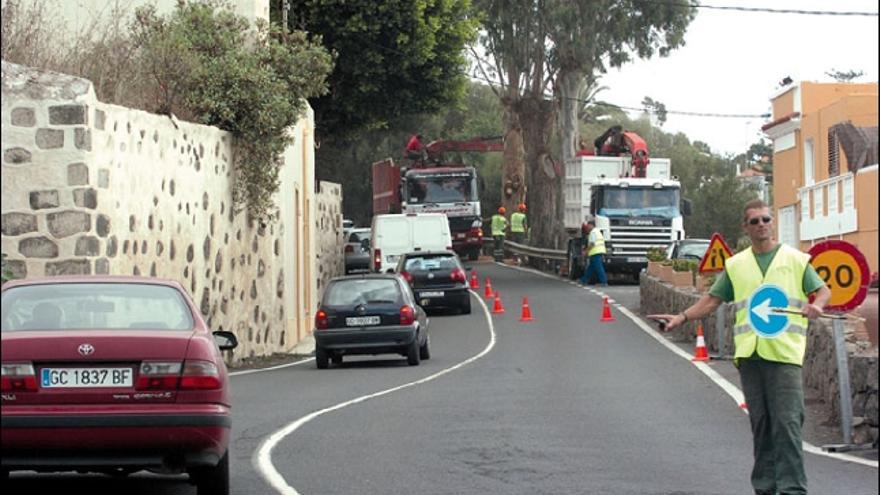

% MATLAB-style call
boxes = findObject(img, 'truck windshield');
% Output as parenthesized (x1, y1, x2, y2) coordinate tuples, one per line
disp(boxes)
(597, 187, 681, 218)
(406, 174, 476, 204)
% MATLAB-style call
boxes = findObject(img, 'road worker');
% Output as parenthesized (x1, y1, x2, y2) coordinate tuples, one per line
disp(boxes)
(510, 203, 529, 265)
(648, 199, 831, 495)
(491, 206, 508, 262)
(580, 220, 608, 286)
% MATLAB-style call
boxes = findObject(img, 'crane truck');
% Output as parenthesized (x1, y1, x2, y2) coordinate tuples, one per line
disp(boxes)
(565, 126, 691, 281)
(372, 137, 503, 261)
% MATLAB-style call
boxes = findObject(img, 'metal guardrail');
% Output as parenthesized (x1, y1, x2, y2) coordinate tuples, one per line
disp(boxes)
(503, 240, 567, 261)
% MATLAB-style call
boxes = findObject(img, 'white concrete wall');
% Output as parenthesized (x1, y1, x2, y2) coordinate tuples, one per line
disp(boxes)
(1, 61, 338, 364)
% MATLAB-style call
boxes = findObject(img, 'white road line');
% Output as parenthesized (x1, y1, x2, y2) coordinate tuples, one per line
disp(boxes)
(253, 293, 499, 494)
(229, 358, 314, 377)
(500, 263, 879, 469)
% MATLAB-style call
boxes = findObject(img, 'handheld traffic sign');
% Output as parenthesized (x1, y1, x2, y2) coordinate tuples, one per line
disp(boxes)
(698, 233, 734, 273)
(807, 240, 870, 312)
(747, 284, 791, 338)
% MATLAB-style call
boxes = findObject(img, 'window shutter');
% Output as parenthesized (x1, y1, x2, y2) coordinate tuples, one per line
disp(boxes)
(828, 129, 840, 177)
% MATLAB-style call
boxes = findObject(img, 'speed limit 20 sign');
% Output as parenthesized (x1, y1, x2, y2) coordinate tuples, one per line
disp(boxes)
(807, 240, 870, 312)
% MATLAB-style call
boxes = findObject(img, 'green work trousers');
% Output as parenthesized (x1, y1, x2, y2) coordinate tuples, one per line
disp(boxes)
(739, 359, 807, 495)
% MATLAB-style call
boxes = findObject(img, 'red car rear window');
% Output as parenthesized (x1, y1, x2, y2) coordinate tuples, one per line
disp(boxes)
(1, 283, 194, 332)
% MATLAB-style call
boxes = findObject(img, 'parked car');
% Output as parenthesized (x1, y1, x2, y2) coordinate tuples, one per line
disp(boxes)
(344, 228, 372, 274)
(370, 213, 452, 273)
(0, 276, 238, 493)
(666, 238, 711, 261)
(396, 250, 471, 314)
(314, 274, 429, 368)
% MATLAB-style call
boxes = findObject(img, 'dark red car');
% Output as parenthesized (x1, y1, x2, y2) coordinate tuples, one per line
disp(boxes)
(0, 276, 238, 494)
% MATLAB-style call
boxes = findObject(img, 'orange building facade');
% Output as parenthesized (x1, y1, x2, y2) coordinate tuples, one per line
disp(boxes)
(763, 82, 878, 277)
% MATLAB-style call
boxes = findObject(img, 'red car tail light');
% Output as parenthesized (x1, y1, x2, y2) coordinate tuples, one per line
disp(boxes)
(1, 363, 37, 392)
(470, 227, 483, 238)
(315, 309, 329, 330)
(400, 271, 413, 283)
(450, 268, 466, 283)
(399, 305, 415, 325)
(373, 249, 382, 271)
(136, 361, 182, 390)
(345, 244, 354, 253)
(179, 360, 222, 390)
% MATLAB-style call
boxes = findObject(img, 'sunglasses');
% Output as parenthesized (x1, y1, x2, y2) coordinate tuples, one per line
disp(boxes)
(748, 216, 773, 225)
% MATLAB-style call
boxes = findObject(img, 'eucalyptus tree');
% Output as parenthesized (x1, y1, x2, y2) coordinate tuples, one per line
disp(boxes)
(473, 0, 695, 248)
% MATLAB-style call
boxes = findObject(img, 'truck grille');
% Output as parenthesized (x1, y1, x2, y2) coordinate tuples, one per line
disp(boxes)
(608, 225, 674, 256)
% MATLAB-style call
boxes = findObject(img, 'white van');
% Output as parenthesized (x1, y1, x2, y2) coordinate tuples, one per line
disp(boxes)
(370, 213, 452, 273)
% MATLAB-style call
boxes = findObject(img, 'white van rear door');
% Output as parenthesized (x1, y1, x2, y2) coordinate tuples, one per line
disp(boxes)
(413, 215, 450, 251)
(378, 216, 412, 266)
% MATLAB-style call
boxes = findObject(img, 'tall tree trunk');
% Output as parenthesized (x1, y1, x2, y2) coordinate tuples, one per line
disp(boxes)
(516, 95, 561, 249)
(557, 70, 581, 165)
(500, 106, 525, 216)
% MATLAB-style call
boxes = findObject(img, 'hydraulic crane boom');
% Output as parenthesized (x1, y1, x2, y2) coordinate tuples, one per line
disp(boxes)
(423, 136, 504, 162)
(594, 126, 650, 178)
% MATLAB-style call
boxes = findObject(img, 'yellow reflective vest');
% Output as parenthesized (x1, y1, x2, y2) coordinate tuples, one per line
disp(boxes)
(587, 229, 606, 256)
(491, 214, 508, 237)
(510, 212, 527, 233)
(727, 244, 810, 365)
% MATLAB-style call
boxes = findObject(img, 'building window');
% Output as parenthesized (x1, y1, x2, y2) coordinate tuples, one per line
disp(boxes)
(828, 129, 840, 176)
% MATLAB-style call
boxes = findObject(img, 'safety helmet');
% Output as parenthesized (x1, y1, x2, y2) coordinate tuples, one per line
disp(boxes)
(518, 203, 526, 212)
(498, 206, 506, 214)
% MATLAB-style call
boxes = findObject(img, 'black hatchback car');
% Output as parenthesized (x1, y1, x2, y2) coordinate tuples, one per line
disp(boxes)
(314, 274, 430, 368)
(395, 251, 471, 314)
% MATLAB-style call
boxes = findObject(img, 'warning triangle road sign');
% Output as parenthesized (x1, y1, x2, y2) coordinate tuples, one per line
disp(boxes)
(698, 233, 734, 273)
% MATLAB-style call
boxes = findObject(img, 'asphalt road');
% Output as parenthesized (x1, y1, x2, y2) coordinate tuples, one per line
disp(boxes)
(7, 262, 878, 494)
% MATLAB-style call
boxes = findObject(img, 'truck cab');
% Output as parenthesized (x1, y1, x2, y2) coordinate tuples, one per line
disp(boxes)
(564, 155, 689, 281)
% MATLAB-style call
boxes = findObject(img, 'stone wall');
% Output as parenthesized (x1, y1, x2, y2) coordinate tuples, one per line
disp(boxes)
(640, 273, 878, 444)
(315, 181, 344, 295)
(1, 62, 342, 364)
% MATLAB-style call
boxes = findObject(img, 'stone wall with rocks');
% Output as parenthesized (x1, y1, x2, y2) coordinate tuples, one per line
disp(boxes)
(1, 62, 342, 364)
(315, 182, 344, 295)
(640, 272, 878, 444)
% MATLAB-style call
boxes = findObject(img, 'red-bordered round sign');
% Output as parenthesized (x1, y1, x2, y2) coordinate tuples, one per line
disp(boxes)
(807, 240, 870, 312)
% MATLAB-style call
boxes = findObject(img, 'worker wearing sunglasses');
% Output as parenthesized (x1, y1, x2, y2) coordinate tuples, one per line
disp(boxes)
(650, 199, 831, 494)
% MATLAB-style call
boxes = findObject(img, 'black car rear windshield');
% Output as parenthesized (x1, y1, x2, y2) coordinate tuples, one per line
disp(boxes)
(324, 279, 402, 306)
(403, 255, 458, 272)
(1, 283, 194, 332)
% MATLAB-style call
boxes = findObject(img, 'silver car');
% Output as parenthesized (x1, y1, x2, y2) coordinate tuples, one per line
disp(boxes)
(344, 228, 372, 274)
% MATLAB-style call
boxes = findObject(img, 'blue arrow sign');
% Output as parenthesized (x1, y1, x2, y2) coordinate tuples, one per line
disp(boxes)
(747, 284, 791, 338)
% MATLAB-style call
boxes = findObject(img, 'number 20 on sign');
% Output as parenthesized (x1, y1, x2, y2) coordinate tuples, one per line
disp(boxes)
(807, 240, 870, 312)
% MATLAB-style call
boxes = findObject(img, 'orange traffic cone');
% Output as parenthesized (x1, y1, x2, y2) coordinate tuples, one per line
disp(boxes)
(470, 270, 479, 290)
(692, 323, 710, 362)
(600, 296, 615, 322)
(484, 277, 494, 299)
(519, 297, 533, 322)
(492, 291, 505, 314)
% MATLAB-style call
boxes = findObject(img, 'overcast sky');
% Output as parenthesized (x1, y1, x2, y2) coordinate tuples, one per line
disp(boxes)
(598, 0, 879, 156)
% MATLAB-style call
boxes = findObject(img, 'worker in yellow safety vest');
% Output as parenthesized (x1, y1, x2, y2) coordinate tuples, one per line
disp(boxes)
(648, 199, 830, 495)
(491, 206, 508, 261)
(510, 204, 528, 244)
(579, 219, 607, 286)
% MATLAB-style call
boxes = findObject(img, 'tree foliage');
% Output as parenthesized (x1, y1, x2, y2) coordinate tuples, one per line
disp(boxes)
(825, 68, 865, 82)
(132, 2, 333, 220)
(283, 0, 479, 139)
